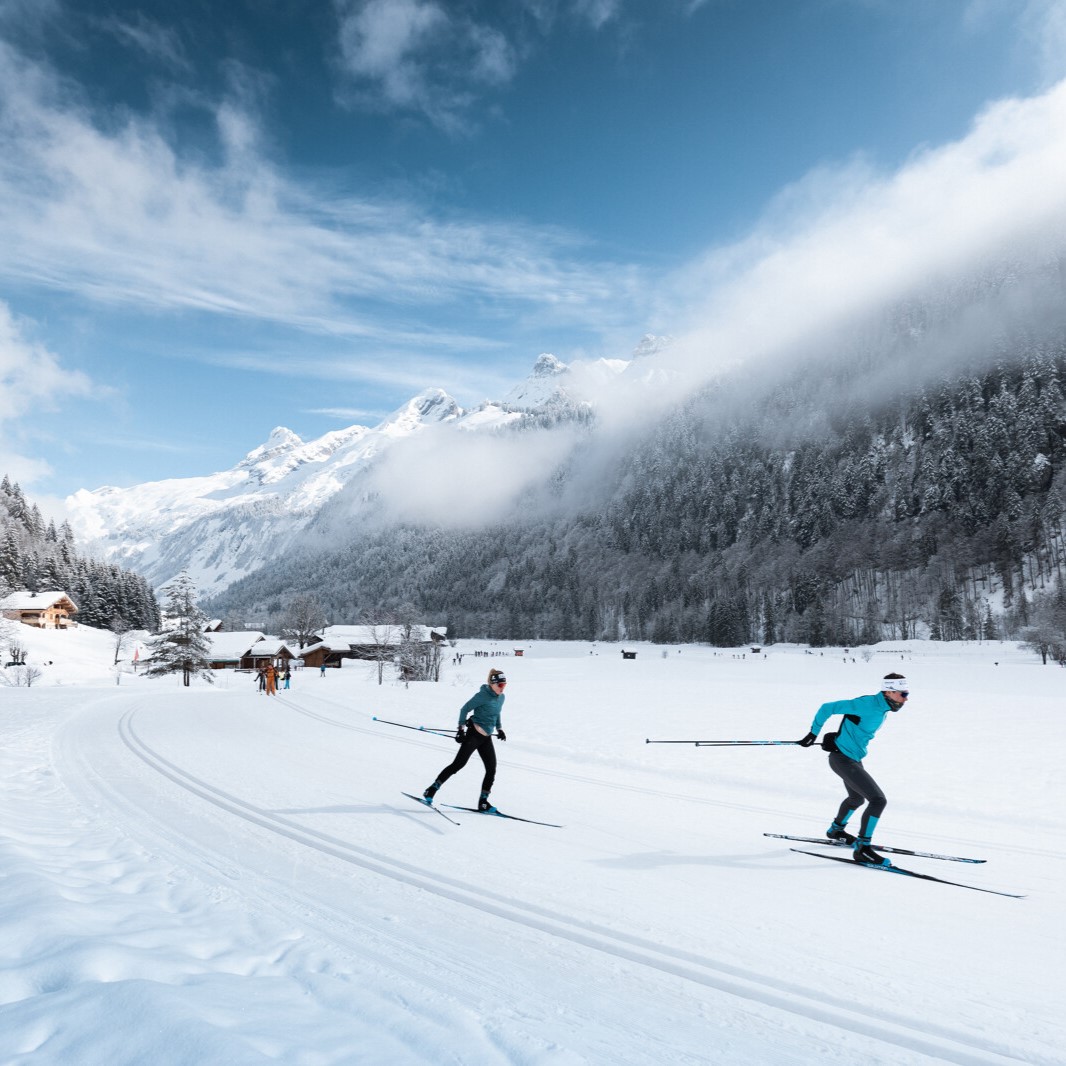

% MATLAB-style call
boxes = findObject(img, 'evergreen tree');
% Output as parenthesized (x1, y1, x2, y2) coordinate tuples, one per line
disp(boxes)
(144, 572, 214, 686)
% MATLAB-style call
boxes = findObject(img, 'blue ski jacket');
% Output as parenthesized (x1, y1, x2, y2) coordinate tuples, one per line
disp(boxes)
(459, 684, 505, 735)
(809, 692, 894, 761)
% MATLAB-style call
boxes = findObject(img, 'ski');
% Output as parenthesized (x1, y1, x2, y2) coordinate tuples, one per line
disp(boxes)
(765, 833, 985, 864)
(400, 792, 460, 825)
(790, 849, 1024, 898)
(442, 804, 563, 828)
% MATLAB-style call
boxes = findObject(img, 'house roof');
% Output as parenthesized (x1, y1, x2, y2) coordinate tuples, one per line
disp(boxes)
(320, 624, 447, 646)
(205, 631, 265, 661)
(298, 640, 348, 655)
(249, 639, 297, 658)
(0, 590, 78, 612)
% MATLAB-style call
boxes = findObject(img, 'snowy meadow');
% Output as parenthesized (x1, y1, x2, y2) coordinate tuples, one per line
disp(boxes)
(0, 627, 1062, 1065)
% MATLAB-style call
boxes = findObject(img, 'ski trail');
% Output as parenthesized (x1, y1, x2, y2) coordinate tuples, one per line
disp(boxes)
(101, 705, 1037, 1066)
(280, 692, 1062, 863)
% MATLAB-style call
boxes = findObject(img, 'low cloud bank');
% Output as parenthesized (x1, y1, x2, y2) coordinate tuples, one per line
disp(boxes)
(658, 79, 1066, 399)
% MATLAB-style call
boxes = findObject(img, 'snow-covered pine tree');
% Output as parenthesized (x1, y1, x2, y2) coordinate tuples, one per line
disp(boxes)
(144, 571, 214, 686)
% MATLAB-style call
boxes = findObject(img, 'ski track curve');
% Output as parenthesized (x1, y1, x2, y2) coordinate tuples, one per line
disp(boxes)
(85, 701, 1040, 1066)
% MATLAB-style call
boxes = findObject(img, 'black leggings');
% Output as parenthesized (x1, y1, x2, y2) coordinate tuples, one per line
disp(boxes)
(828, 751, 887, 838)
(435, 729, 497, 795)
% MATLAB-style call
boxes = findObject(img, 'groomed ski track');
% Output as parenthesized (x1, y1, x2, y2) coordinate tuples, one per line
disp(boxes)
(49, 686, 1047, 1066)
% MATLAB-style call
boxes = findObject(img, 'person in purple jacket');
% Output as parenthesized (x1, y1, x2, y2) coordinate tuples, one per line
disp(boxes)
(797, 672, 910, 867)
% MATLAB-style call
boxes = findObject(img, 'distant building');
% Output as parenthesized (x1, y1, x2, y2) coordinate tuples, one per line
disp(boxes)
(204, 631, 266, 670)
(320, 624, 447, 655)
(204, 631, 299, 671)
(1, 590, 79, 629)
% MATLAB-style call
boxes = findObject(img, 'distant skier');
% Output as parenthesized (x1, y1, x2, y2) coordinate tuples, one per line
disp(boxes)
(797, 673, 910, 867)
(423, 668, 508, 812)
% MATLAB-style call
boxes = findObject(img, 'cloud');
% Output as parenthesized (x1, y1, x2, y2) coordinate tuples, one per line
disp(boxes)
(0, 34, 644, 359)
(365, 419, 581, 527)
(658, 76, 1066, 395)
(333, 0, 515, 132)
(101, 12, 191, 72)
(0, 300, 92, 483)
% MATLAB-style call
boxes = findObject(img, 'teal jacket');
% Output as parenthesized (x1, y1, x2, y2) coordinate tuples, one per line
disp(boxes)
(459, 684, 505, 735)
(810, 693, 894, 761)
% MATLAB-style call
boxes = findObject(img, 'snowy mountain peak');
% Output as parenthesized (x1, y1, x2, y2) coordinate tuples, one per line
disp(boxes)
(378, 388, 462, 438)
(64, 335, 655, 597)
(242, 427, 304, 465)
(531, 353, 568, 378)
(631, 334, 672, 360)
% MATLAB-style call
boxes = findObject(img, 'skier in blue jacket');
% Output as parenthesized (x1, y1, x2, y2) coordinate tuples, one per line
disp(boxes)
(797, 672, 910, 866)
(423, 667, 507, 811)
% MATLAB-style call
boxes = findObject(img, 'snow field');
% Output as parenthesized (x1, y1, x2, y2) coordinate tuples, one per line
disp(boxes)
(0, 632, 1062, 1064)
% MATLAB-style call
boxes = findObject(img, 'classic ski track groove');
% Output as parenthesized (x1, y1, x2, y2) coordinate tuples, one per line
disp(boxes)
(281, 693, 1061, 863)
(104, 704, 1035, 1066)
(51, 698, 538, 1034)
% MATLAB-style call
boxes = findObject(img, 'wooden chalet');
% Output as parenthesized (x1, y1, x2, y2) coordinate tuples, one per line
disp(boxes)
(1, 590, 78, 629)
(246, 639, 297, 670)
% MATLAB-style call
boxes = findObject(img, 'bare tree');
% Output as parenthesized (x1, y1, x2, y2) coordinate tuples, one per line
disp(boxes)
(109, 615, 133, 665)
(359, 611, 399, 686)
(280, 593, 329, 650)
(2, 664, 42, 687)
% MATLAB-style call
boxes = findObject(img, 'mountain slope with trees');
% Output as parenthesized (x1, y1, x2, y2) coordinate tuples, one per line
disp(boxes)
(1, 476, 160, 631)
(210, 325, 1066, 656)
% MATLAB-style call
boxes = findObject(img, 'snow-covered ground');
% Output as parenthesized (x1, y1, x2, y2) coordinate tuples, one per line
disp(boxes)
(1, 626, 1062, 1065)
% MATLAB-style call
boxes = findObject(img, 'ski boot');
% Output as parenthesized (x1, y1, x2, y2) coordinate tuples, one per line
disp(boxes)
(826, 821, 856, 845)
(853, 837, 892, 867)
(477, 791, 496, 813)
(422, 782, 440, 804)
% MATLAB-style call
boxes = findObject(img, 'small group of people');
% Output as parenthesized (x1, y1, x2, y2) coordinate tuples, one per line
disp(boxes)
(421, 666, 911, 864)
(255, 663, 292, 695)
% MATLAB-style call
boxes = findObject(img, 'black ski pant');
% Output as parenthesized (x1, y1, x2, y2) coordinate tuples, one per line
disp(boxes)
(828, 751, 887, 839)
(435, 729, 497, 796)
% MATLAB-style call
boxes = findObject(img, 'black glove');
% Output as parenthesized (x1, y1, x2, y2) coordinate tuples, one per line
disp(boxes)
(496, 728, 507, 742)
(455, 726, 466, 744)
(797, 732, 817, 747)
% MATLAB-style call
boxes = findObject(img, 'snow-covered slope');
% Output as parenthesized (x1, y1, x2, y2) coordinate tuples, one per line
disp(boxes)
(65, 388, 460, 597)
(0, 633, 1059, 1064)
(65, 342, 667, 596)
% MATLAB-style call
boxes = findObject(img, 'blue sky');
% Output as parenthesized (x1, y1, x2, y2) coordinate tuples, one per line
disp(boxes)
(1, 0, 1066, 505)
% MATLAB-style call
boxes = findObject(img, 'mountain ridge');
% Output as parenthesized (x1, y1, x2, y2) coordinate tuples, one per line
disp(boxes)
(65, 343, 660, 595)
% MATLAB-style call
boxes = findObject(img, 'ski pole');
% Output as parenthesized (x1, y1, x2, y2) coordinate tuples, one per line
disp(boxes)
(373, 717, 454, 736)
(645, 739, 800, 746)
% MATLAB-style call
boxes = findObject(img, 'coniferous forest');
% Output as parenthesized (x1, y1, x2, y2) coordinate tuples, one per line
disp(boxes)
(0, 476, 160, 631)
(211, 335, 1066, 652)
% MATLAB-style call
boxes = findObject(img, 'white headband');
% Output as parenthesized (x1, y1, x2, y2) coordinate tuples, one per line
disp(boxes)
(880, 677, 908, 692)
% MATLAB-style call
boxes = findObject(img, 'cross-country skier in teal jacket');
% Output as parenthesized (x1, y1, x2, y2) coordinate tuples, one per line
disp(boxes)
(797, 672, 911, 867)
(423, 667, 507, 812)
